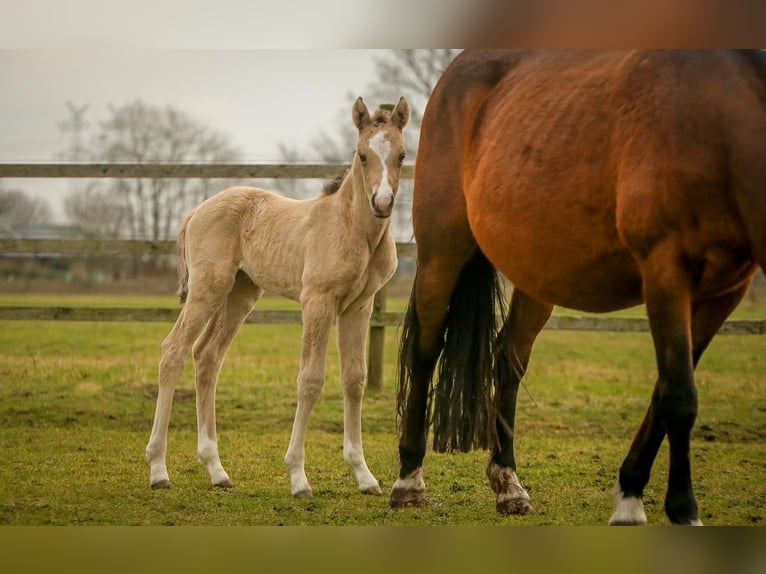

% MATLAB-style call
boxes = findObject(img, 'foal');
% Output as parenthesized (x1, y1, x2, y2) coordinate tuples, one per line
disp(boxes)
(146, 96, 410, 497)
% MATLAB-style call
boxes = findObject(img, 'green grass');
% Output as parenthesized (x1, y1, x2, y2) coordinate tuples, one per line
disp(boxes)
(0, 292, 303, 311)
(0, 294, 764, 525)
(3, 291, 765, 318)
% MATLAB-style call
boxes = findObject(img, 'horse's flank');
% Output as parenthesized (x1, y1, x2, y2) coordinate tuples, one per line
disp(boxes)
(451, 50, 764, 312)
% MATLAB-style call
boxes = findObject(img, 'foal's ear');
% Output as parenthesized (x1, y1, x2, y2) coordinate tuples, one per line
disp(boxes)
(391, 97, 410, 130)
(352, 97, 371, 130)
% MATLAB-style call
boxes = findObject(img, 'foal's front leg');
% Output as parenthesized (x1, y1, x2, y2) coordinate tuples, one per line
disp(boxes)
(284, 293, 335, 498)
(337, 301, 382, 495)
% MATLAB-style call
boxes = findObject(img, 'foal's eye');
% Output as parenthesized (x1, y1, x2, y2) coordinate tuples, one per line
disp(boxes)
(359, 153, 367, 163)
(398, 153, 406, 164)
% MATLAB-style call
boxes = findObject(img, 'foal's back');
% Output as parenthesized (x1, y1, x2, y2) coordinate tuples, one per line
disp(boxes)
(183, 185, 315, 301)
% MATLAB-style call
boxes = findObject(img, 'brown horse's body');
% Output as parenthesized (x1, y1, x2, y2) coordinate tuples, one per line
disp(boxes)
(393, 50, 765, 525)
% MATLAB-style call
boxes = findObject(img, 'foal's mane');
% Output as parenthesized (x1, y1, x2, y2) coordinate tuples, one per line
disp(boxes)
(322, 169, 349, 195)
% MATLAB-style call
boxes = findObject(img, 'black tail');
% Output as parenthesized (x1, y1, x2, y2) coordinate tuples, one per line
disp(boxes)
(397, 251, 507, 453)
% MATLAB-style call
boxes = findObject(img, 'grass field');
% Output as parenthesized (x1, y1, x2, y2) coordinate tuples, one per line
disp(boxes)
(0, 294, 764, 525)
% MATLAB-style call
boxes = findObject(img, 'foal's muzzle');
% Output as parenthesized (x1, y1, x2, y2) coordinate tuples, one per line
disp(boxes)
(371, 191, 394, 218)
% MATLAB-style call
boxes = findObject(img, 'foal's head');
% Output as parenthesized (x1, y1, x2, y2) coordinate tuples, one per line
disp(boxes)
(352, 96, 410, 218)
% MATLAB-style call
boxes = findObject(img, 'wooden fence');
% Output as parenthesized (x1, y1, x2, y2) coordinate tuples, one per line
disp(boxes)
(1, 163, 764, 390)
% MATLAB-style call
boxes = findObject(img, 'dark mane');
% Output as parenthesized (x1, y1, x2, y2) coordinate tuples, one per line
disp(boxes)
(322, 169, 349, 195)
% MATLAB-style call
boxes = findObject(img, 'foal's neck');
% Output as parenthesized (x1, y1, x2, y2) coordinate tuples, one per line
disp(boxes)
(335, 159, 391, 250)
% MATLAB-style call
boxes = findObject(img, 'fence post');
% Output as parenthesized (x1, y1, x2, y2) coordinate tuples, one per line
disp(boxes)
(367, 285, 388, 391)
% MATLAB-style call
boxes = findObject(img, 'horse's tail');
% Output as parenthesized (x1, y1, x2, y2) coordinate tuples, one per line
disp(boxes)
(175, 210, 194, 304)
(397, 250, 507, 453)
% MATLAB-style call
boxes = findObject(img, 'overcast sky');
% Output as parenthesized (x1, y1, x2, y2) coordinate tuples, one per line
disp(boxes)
(0, 50, 385, 220)
(0, 50, 381, 163)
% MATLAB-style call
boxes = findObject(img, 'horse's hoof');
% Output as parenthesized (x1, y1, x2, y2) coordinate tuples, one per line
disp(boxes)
(214, 478, 235, 489)
(609, 490, 647, 526)
(293, 489, 313, 499)
(390, 488, 426, 509)
(362, 484, 383, 496)
(496, 495, 535, 516)
(150, 479, 171, 490)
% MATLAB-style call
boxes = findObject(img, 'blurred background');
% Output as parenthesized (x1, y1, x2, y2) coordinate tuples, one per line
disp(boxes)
(1, 50, 460, 295)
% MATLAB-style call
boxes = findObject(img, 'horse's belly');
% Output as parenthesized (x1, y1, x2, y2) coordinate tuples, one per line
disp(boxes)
(241, 257, 304, 301)
(468, 203, 644, 313)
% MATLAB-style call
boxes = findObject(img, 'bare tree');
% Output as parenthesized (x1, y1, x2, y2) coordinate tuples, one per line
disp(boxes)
(281, 50, 458, 163)
(368, 49, 459, 148)
(0, 182, 52, 224)
(63, 186, 127, 238)
(58, 100, 241, 240)
(276, 50, 459, 239)
(56, 102, 90, 161)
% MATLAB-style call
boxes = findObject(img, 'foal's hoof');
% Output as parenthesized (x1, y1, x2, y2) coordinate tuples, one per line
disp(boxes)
(390, 488, 427, 509)
(293, 489, 314, 499)
(150, 479, 171, 490)
(362, 484, 383, 496)
(213, 478, 235, 489)
(496, 494, 535, 516)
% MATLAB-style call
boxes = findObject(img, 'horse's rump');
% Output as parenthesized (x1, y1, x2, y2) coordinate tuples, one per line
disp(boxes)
(434, 50, 765, 311)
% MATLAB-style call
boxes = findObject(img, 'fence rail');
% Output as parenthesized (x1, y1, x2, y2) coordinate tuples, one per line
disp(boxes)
(2, 163, 763, 390)
(0, 162, 419, 389)
(1, 305, 763, 334)
(0, 162, 415, 180)
(0, 238, 418, 258)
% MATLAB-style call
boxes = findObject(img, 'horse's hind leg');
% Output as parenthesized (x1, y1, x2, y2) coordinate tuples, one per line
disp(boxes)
(192, 270, 263, 488)
(611, 280, 751, 525)
(489, 289, 552, 515)
(391, 242, 477, 508)
(146, 279, 233, 488)
(337, 300, 381, 495)
(284, 290, 335, 498)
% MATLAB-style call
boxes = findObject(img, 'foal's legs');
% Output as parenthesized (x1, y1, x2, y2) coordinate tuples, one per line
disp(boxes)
(337, 300, 381, 495)
(192, 270, 262, 487)
(488, 289, 552, 515)
(146, 263, 238, 488)
(284, 290, 335, 497)
(610, 253, 750, 525)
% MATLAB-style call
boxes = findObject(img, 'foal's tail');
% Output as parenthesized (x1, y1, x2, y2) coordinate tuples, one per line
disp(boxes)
(175, 210, 194, 304)
(397, 250, 507, 453)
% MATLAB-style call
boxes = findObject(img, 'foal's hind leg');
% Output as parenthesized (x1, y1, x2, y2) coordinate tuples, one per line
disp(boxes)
(611, 281, 751, 525)
(192, 271, 263, 488)
(337, 300, 381, 495)
(284, 290, 335, 498)
(489, 289, 552, 515)
(146, 267, 236, 488)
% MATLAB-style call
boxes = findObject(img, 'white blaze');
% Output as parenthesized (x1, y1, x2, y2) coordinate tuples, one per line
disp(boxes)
(369, 131, 393, 212)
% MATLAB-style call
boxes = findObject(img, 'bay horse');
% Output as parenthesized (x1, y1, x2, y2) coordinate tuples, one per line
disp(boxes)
(146, 96, 410, 497)
(392, 50, 766, 525)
